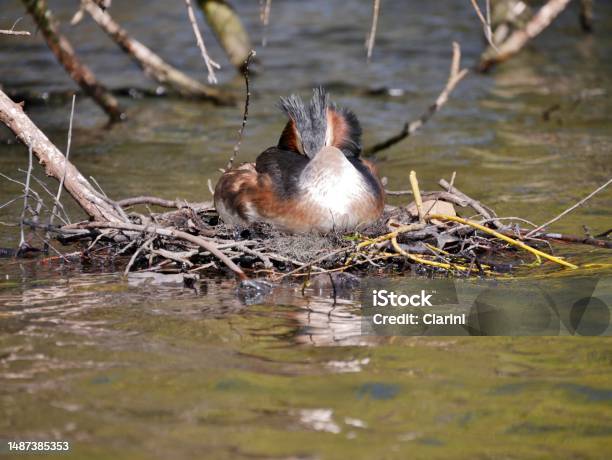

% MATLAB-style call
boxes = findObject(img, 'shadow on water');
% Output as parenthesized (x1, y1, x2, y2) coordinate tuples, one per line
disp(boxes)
(1, 0, 612, 458)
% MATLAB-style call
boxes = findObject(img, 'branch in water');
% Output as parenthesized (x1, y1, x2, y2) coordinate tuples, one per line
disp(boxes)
(364, 42, 468, 157)
(80, 0, 233, 104)
(479, 0, 571, 72)
(185, 0, 221, 84)
(0, 88, 126, 223)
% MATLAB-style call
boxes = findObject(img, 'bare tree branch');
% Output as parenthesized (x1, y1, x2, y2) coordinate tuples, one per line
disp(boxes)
(21, 0, 124, 121)
(0, 89, 126, 222)
(80, 0, 233, 104)
(364, 42, 468, 157)
(185, 0, 220, 84)
(479, 0, 571, 71)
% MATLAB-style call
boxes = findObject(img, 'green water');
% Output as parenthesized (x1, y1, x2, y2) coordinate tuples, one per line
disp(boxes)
(1, 1, 612, 458)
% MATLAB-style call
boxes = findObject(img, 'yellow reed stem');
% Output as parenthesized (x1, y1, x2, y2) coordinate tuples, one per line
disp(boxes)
(428, 214, 578, 269)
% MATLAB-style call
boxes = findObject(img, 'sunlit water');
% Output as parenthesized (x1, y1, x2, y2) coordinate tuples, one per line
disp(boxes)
(1, 1, 611, 458)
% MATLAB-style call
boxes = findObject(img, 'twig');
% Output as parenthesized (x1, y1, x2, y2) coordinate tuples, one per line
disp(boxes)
(525, 178, 612, 238)
(0, 17, 31, 35)
(429, 214, 578, 269)
(22, 0, 124, 121)
(469, 0, 498, 51)
(19, 144, 34, 249)
(364, 42, 469, 156)
(125, 236, 155, 275)
(80, 0, 232, 104)
(409, 171, 424, 223)
(227, 50, 255, 170)
(503, 230, 612, 250)
(80, 221, 247, 279)
(438, 178, 503, 228)
(260, 0, 272, 47)
(185, 0, 220, 85)
(0, 29, 31, 35)
(49, 94, 75, 228)
(479, 0, 572, 71)
(117, 196, 210, 209)
(366, 0, 381, 62)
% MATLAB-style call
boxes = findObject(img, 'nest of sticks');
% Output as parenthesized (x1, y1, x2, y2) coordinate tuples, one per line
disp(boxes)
(37, 171, 608, 284)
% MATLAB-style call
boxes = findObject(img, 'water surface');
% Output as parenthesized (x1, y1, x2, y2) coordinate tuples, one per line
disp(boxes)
(1, 1, 611, 458)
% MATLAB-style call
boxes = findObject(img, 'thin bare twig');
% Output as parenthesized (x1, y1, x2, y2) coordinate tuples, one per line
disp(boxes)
(479, 0, 572, 71)
(469, 0, 498, 51)
(409, 171, 424, 223)
(0, 29, 31, 35)
(227, 50, 256, 170)
(19, 144, 33, 249)
(0, 17, 31, 35)
(49, 94, 76, 227)
(185, 0, 220, 85)
(366, 0, 381, 62)
(364, 42, 469, 156)
(81, 221, 247, 279)
(260, 0, 272, 47)
(525, 178, 612, 238)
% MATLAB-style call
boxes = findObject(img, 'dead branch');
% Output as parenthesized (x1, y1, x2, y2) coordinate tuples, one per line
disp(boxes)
(81, 221, 246, 279)
(0, 17, 31, 35)
(80, 0, 233, 105)
(117, 196, 211, 209)
(505, 230, 612, 250)
(0, 89, 126, 223)
(227, 50, 256, 170)
(364, 42, 469, 157)
(438, 178, 503, 228)
(21, 0, 124, 122)
(366, 0, 381, 62)
(185, 0, 221, 84)
(525, 178, 612, 237)
(469, 0, 498, 51)
(200, 0, 253, 72)
(479, 0, 571, 72)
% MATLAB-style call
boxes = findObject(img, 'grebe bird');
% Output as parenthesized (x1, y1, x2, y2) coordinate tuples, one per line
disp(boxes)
(214, 88, 385, 233)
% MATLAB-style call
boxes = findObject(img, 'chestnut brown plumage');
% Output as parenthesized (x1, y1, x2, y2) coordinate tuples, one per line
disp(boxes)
(215, 89, 384, 233)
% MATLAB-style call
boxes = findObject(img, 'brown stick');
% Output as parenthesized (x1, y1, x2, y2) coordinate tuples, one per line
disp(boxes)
(503, 230, 612, 250)
(438, 178, 503, 228)
(479, 0, 571, 72)
(117, 196, 211, 209)
(0, 89, 125, 223)
(80, 0, 233, 105)
(22, 0, 124, 122)
(364, 42, 468, 157)
(81, 221, 247, 279)
(226, 50, 255, 170)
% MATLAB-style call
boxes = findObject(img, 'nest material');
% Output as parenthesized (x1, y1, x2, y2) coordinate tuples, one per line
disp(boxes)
(50, 178, 584, 281)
